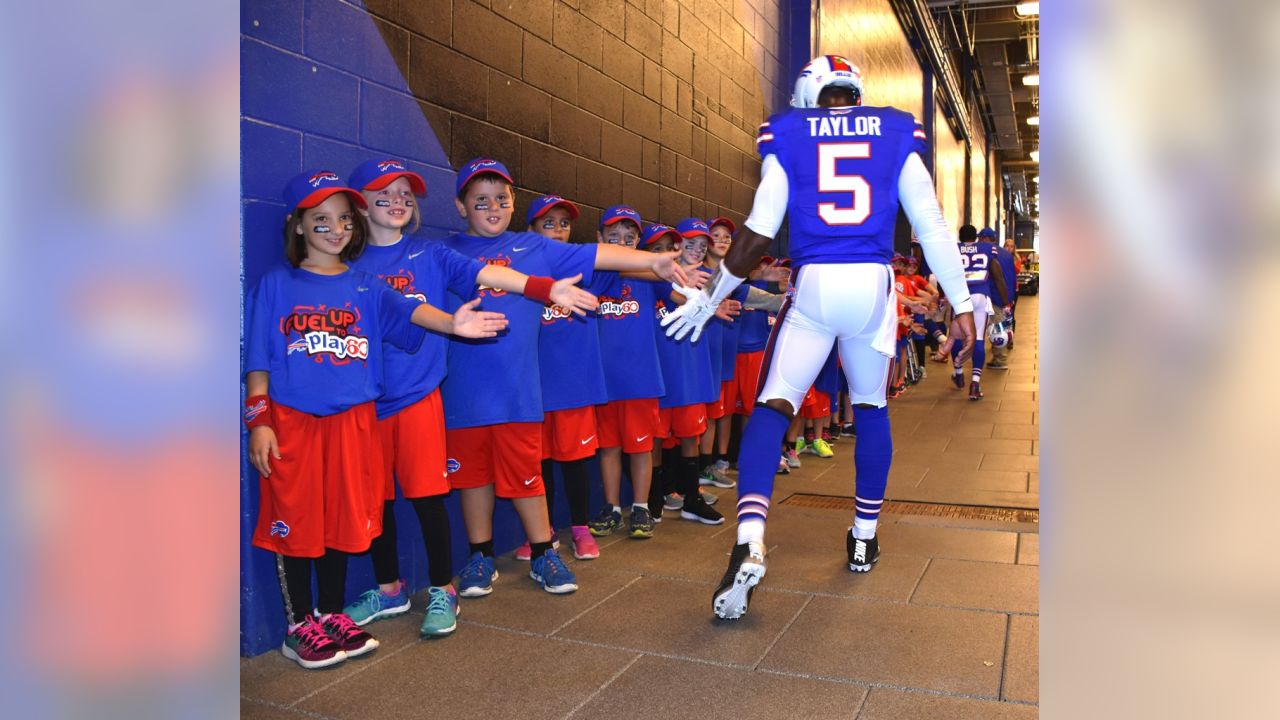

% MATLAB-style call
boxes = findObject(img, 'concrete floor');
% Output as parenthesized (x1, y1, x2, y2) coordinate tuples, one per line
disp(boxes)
(242, 297, 1039, 720)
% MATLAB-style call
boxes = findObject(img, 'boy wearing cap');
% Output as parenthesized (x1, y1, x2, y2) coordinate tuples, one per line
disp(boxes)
(651, 219, 725, 525)
(588, 207, 669, 538)
(341, 160, 596, 634)
(441, 162, 687, 596)
(521, 194, 606, 560)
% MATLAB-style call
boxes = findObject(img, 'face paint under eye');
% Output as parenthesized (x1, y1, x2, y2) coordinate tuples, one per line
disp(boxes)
(498, 202, 511, 209)
(342, 223, 354, 231)
(313, 225, 331, 234)
(375, 200, 392, 207)
(474, 203, 489, 211)
(403, 199, 415, 207)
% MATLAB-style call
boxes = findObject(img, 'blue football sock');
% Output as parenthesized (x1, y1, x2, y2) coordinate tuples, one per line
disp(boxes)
(851, 405, 892, 538)
(734, 404, 792, 522)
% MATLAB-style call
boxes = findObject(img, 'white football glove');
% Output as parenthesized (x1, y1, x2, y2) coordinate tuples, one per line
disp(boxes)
(661, 286, 718, 342)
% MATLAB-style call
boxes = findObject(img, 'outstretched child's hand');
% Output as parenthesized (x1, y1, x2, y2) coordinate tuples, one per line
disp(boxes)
(549, 274, 599, 316)
(451, 298, 509, 338)
(715, 299, 742, 321)
(757, 260, 791, 283)
(650, 251, 690, 287)
(249, 426, 281, 478)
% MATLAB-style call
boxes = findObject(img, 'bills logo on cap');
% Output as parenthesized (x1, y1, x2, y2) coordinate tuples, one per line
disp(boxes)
(469, 159, 499, 170)
(377, 160, 406, 172)
(308, 171, 340, 187)
(269, 520, 291, 538)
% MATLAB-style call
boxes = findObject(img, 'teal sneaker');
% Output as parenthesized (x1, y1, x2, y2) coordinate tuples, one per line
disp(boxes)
(529, 549, 578, 594)
(419, 586, 460, 637)
(342, 584, 411, 626)
(457, 552, 498, 598)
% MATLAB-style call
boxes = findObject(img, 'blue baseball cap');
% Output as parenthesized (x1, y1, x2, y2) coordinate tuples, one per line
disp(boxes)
(676, 217, 711, 239)
(638, 223, 681, 250)
(600, 205, 642, 229)
(455, 157, 514, 196)
(348, 158, 426, 194)
(527, 194, 580, 225)
(284, 170, 368, 212)
(978, 227, 997, 239)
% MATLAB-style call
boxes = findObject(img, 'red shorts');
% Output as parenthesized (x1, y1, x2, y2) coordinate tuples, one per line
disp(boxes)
(378, 389, 449, 500)
(597, 398, 660, 453)
(707, 389, 726, 421)
(718, 380, 737, 419)
(252, 402, 385, 558)
(733, 350, 765, 415)
(542, 405, 599, 461)
(445, 422, 544, 498)
(801, 388, 831, 420)
(658, 404, 708, 439)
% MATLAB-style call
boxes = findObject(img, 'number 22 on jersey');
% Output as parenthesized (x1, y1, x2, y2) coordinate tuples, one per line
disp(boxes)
(817, 142, 871, 226)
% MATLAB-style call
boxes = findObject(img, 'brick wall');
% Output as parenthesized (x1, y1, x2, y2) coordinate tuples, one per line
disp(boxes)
(970, 127, 987, 228)
(360, 0, 792, 243)
(934, 102, 965, 236)
(816, 0, 923, 121)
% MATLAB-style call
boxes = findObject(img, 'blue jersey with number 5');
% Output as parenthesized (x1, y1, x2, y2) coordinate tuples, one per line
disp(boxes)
(757, 105, 925, 269)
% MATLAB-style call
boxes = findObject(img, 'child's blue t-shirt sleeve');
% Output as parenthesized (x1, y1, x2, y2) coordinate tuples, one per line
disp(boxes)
(376, 282, 427, 352)
(434, 243, 485, 298)
(244, 277, 271, 374)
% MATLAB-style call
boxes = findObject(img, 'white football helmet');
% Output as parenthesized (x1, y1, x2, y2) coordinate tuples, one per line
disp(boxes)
(791, 55, 864, 108)
(988, 320, 1010, 348)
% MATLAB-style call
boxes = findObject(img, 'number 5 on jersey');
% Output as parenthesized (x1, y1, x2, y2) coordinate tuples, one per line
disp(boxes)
(817, 142, 871, 226)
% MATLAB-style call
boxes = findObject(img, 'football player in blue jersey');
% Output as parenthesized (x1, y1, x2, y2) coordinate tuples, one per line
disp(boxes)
(660, 55, 980, 620)
(952, 225, 1011, 398)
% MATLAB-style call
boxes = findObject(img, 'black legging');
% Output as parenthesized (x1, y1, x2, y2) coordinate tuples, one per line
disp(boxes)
(541, 457, 590, 527)
(280, 550, 347, 624)
(369, 495, 454, 588)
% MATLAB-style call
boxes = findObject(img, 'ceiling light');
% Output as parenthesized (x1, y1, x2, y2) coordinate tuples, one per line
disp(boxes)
(1030, 150, 1039, 163)
(1026, 115, 1039, 126)
(1015, 2, 1039, 17)
(1022, 73, 1039, 86)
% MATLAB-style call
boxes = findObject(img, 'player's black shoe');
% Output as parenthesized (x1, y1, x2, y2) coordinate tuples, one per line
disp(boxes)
(968, 381, 983, 401)
(712, 541, 767, 619)
(846, 530, 880, 573)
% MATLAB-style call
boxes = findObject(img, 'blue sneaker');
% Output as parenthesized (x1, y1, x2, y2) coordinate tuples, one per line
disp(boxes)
(342, 584, 411, 626)
(529, 549, 578, 594)
(457, 553, 498, 598)
(420, 586, 460, 637)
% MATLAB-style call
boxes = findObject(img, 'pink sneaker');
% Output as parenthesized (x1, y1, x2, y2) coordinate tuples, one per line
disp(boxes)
(515, 535, 559, 561)
(571, 526, 599, 560)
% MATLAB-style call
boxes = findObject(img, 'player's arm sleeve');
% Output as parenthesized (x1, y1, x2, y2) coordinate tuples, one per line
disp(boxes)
(898, 153, 973, 314)
(377, 284, 428, 352)
(436, 243, 485, 297)
(744, 154, 789, 238)
(545, 235, 597, 286)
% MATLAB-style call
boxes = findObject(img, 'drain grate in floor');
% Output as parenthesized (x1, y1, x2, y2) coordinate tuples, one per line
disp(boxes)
(778, 493, 1039, 523)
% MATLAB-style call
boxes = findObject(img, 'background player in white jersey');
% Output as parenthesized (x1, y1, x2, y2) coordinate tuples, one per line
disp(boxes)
(660, 55, 979, 620)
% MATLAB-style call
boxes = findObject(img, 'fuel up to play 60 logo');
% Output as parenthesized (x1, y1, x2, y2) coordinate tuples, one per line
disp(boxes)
(281, 303, 370, 363)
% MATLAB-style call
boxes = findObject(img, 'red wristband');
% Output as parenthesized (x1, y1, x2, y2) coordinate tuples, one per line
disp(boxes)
(524, 275, 556, 305)
(244, 394, 273, 429)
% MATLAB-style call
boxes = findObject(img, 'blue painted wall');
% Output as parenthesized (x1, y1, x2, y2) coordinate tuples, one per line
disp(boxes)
(239, 0, 624, 656)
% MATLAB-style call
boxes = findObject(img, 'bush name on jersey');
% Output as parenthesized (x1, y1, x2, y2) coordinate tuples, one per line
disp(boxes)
(959, 243, 994, 284)
(281, 304, 370, 362)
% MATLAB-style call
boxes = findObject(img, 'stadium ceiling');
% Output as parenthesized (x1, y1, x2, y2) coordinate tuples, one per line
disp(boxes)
(928, 0, 1039, 217)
